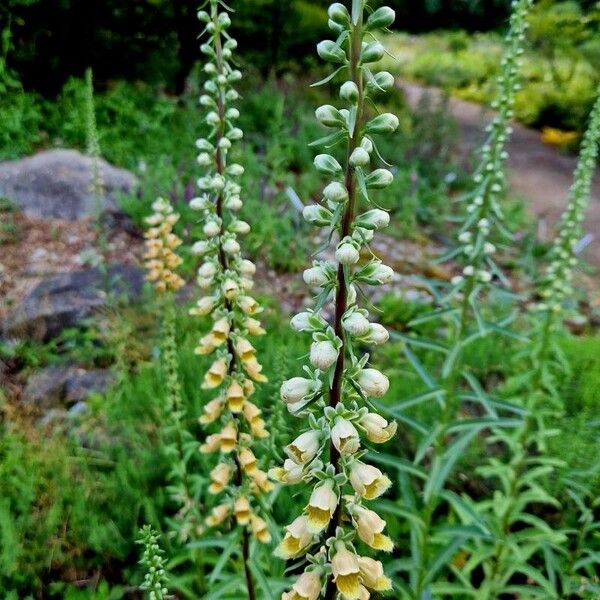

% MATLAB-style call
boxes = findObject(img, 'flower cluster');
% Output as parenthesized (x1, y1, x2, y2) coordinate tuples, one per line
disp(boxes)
(273, 2, 398, 597)
(143, 197, 185, 294)
(191, 0, 271, 548)
(137, 525, 169, 600)
(450, 0, 531, 291)
(538, 87, 600, 314)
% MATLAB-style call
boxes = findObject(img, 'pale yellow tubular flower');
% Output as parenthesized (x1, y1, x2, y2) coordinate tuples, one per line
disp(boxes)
(305, 480, 338, 533)
(219, 422, 237, 453)
(359, 412, 397, 444)
(349, 461, 392, 500)
(208, 462, 232, 494)
(281, 570, 323, 600)
(194, 333, 216, 356)
(357, 556, 392, 592)
(238, 446, 257, 474)
(275, 516, 314, 559)
(269, 458, 304, 484)
(245, 317, 266, 335)
(226, 380, 245, 412)
(199, 432, 221, 454)
(250, 514, 271, 544)
(286, 430, 321, 465)
(251, 469, 274, 494)
(202, 358, 228, 388)
(331, 418, 361, 455)
(350, 503, 393, 552)
(233, 496, 251, 525)
(199, 397, 224, 424)
(206, 502, 231, 527)
(211, 317, 231, 345)
(331, 544, 362, 599)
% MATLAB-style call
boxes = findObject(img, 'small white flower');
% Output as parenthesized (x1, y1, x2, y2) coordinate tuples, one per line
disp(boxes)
(323, 181, 349, 203)
(222, 238, 240, 254)
(310, 340, 339, 370)
(371, 263, 394, 284)
(191, 240, 210, 255)
(197, 262, 217, 279)
(349, 147, 370, 167)
(359, 412, 397, 443)
(190, 196, 210, 210)
(239, 259, 256, 276)
(203, 220, 221, 237)
(230, 220, 250, 234)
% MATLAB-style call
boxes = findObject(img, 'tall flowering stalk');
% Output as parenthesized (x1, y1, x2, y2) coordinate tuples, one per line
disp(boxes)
(143, 198, 203, 541)
(272, 2, 399, 598)
(464, 87, 600, 599)
(137, 525, 169, 600)
(190, 2, 271, 597)
(380, 1, 533, 595)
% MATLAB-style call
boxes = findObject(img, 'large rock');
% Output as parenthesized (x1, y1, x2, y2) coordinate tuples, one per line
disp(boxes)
(22, 365, 115, 410)
(2, 264, 145, 341)
(0, 149, 138, 220)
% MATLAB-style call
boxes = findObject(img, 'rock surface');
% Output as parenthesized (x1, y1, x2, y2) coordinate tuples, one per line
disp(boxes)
(2, 264, 145, 341)
(21, 366, 114, 409)
(0, 149, 138, 220)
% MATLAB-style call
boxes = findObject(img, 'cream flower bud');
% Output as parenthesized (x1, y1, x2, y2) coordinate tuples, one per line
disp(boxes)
(349, 461, 391, 499)
(310, 340, 339, 370)
(335, 241, 360, 265)
(303, 266, 329, 287)
(357, 208, 390, 230)
(282, 570, 322, 600)
(357, 557, 392, 591)
(197, 262, 217, 279)
(360, 412, 397, 443)
(191, 240, 210, 255)
(239, 259, 256, 275)
(303, 204, 332, 226)
(349, 147, 370, 167)
(203, 220, 221, 237)
(275, 516, 313, 559)
(370, 263, 394, 284)
(270, 458, 304, 484)
(189, 296, 215, 316)
(281, 377, 318, 405)
(222, 278, 239, 299)
(206, 503, 231, 527)
(190, 196, 210, 210)
(323, 181, 349, 203)
(367, 322, 389, 345)
(286, 430, 321, 465)
(238, 295, 260, 315)
(197, 152, 212, 166)
(343, 312, 370, 336)
(225, 195, 243, 211)
(290, 312, 312, 331)
(365, 168, 394, 189)
(331, 544, 361, 599)
(331, 418, 360, 455)
(245, 317, 265, 336)
(358, 368, 389, 398)
(230, 220, 250, 234)
(222, 238, 240, 254)
(306, 480, 338, 532)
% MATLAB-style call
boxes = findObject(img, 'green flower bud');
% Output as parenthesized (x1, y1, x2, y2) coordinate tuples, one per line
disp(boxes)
(365, 113, 399, 134)
(328, 2, 350, 25)
(360, 42, 385, 64)
(366, 6, 396, 30)
(366, 71, 395, 93)
(340, 81, 359, 103)
(328, 19, 345, 35)
(365, 169, 394, 189)
(315, 105, 345, 128)
(314, 154, 343, 176)
(355, 209, 390, 230)
(323, 181, 349, 203)
(360, 137, 373, 153)
(317, 40, 347, 64)
(303, 204, 333, 226)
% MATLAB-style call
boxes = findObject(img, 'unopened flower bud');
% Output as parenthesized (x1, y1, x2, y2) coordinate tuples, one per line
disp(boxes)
(310, 340, 339, 370)
(358, 368, 389, 398)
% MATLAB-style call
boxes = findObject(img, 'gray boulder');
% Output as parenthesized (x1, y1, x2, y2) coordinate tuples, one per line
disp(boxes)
(2, 264, 145, 341)
(22, 366, 114, 410)
(0, 149, 137, 220)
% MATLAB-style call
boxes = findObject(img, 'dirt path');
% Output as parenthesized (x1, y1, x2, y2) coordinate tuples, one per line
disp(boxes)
(399, 81, 600, 269)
